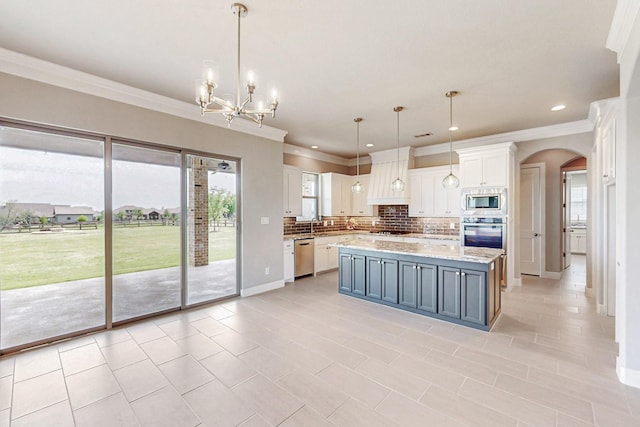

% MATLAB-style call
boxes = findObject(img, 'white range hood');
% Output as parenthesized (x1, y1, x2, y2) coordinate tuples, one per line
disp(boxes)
(367, 147, 414, 205)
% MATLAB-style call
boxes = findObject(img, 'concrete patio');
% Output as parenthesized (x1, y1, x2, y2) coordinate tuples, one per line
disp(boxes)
(0, 259, 236, 349)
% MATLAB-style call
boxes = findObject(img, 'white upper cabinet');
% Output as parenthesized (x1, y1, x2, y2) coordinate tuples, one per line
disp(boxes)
(457, 144, 514, 188)
(433, 166, 461, 217)
(283, 165, 303, 217)
(408, 169, 435, 217)
(409, 166, 459, 217)
(350, 174, 376, 216)
(321, 173, 352, 216)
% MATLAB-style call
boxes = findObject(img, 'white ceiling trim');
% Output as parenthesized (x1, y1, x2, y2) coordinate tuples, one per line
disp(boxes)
(414, 119, 595, 157)
(343, 118, 595, 166)
(606, 0, 640, 62)
(0, 48, 288, 142)
(283, 144, 350, 166)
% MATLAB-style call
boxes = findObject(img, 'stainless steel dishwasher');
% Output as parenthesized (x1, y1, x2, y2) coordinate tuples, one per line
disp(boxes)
(294, 238, 314, 278)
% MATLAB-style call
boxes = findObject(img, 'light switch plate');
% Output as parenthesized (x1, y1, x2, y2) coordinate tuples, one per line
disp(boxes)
(261, 217, 269, 225)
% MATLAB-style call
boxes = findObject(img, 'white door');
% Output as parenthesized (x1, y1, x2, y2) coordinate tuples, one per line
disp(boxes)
(563, 173, 572, 268)
(519, 167, 542, 275)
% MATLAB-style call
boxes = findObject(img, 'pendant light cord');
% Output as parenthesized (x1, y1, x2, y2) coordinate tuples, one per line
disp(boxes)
(449, 94, 453, 174)
(356, 121, 360, 178)
(397, 109, 400, 178)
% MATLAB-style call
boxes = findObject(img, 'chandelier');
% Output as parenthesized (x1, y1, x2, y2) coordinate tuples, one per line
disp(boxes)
(195, 3, 279, 128)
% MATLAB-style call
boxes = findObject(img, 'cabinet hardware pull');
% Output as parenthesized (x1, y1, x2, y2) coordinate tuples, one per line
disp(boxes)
(417, 266, 421, 270)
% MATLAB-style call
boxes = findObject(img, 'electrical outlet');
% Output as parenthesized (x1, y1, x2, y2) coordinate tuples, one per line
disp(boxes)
(264, 267, 270, 275)
(371, 220, 376, 226)
(323, 220, 327, 226)
(331, 220, 334, 226)
(260, 217, 269, 225)
(450, 222, 455, 229)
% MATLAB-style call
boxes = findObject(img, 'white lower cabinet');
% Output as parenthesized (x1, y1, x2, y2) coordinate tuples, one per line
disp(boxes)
(284, 240, 295, 282)
(314, 235, 352, 274)
(570, 228, 587, 254)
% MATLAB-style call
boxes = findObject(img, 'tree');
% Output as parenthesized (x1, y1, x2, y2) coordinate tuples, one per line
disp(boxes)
(208, 187, 229, 231)
(133, 209, 144, 221)
(0, 203, 20, 231)
(223, 193, 236, 219)
(39, 216, 48, 229)
(163, 208, 171, 225)
(18, 209, 36, 225)
(77, 215, 88, 223)
(115, 211, 125, 222)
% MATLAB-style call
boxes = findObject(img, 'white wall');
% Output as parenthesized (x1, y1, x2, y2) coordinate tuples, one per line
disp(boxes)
(0, 72, 285, 293)
(608, 0, 640, 388)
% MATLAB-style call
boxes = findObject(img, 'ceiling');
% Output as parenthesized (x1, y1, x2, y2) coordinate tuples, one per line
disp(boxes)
(0, 1, 619, 158)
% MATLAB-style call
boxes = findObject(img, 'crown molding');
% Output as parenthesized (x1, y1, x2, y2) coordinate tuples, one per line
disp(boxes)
(606, 0, 640, 63)
(283, 144, 350, 166)
(413, 119, 594, 157)
(0, 48, 288, 142)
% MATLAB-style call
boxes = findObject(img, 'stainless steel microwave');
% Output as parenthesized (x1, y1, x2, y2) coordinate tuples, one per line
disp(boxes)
(461, 188, 507, 216)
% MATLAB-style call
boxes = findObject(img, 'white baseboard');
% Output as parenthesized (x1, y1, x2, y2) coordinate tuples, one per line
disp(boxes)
(241, 279, 284, 297)
(509, 277, 522, 287)
(617, 358, 640, 389)
(542, 271, 563, 280)
(597, 304, 607, 315)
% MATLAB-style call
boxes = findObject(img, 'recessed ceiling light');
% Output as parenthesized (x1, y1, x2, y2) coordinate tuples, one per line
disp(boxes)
(448, 126, 459, 131)
(366, 143, 374, 147)
(311, 145, 319, 149)
(551, 104, 566, 111)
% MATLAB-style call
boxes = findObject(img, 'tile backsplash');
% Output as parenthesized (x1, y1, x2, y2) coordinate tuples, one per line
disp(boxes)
(283, 205, 459, 236)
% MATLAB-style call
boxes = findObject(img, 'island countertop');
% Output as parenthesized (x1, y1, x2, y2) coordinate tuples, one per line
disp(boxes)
(334, 239, 503, 264)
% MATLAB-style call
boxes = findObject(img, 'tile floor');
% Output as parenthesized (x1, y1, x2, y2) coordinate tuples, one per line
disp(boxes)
(1, 255, 639, 426)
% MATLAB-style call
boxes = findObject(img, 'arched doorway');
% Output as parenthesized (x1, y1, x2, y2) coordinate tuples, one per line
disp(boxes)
(514, 139, 593, 297)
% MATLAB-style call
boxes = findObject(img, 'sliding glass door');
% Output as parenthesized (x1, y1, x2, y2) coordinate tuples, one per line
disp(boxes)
(0, 124, 240, 353)
(185, 155, 238, 305)
(112, 143, 182, 322)
(0, 126, 105, 350)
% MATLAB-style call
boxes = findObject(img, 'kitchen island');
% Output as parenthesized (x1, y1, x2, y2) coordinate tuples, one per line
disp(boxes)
(335, 240, 503, 331)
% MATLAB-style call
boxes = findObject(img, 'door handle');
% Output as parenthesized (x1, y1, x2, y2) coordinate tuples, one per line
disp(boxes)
(456, 272, 460, 276)
(533, 233, 540, 237)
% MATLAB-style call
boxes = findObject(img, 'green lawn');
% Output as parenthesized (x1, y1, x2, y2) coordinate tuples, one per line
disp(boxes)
(0, 226, 236, 290)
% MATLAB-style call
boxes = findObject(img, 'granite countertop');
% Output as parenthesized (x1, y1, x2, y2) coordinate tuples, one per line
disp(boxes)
(284, 231, 459, 241)
(401, 233, 460, 241)
(284, 230, 362, 240)
(333, 239, 503, 264)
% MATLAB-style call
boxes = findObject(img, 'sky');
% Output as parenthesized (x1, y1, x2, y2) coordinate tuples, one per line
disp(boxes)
(0, 147, 236, 211)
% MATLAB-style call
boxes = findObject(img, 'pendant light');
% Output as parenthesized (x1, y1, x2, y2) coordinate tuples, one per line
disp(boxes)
(352, 118, 364, 193)
(442, 91, 460, 189)
(391, 106, 405, 192)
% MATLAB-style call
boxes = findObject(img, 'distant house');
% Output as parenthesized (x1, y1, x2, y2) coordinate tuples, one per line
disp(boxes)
(143, 208, 160, 220)
(53, 206, 94, 224)
(113, 205, 143, 221)
(1, 202, 56, 224)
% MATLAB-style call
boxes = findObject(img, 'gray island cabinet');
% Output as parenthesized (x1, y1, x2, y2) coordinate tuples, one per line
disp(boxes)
(335, 239, 503, 331)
